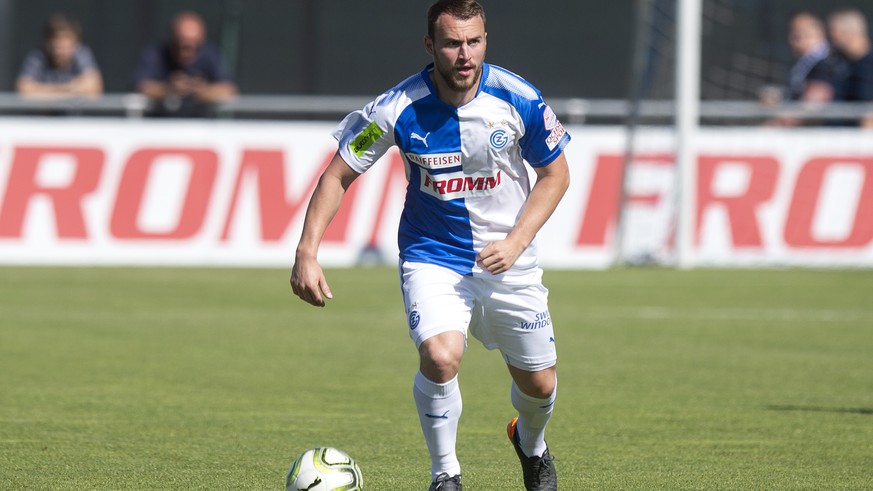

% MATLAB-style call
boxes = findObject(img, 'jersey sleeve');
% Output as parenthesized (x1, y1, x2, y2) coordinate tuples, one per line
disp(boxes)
(332, 96, 397, 174)
(518, 96, 571, 167)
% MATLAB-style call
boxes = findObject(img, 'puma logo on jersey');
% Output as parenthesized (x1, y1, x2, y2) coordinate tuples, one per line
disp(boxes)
(411, 131, 431, 148)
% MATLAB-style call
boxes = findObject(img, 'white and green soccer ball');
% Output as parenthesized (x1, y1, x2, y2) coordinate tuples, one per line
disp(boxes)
(285, 447, 363, 491)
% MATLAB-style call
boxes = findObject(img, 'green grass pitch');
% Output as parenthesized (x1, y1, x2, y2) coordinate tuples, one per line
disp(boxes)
(1, 266, 872, 490)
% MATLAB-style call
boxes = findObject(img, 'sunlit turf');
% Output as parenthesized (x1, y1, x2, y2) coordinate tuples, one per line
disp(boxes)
(1, 266, 871, 489)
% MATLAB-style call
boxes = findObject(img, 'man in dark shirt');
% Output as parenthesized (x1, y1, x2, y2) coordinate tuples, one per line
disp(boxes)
(785, 12, 841, 103)
(133, 11, 237, 117)
(764, 12, 842, 126)
(828, 8, 873, 127)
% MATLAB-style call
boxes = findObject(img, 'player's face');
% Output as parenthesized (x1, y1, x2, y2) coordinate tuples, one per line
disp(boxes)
(426, 13, 487, 105)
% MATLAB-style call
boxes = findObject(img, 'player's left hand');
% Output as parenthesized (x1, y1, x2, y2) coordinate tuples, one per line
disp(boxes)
(476, 238, 524, 275)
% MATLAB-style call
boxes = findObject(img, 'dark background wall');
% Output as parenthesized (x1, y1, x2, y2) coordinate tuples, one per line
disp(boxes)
(0, 0, 872, 100)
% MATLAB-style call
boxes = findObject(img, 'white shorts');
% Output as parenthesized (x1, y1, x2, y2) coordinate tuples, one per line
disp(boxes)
(399, 261, 557, 371)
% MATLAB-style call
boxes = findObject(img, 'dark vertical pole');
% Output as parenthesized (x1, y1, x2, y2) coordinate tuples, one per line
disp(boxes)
(0, 0, 16, 91)
(300, 0, 318, 94)
(616, 0, 656, 265)
(136, 0, 157, 49)
(220, 0, 243, 80)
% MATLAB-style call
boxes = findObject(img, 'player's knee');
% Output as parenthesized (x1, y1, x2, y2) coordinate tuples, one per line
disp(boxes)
(420, 349, 460, 381)
(419, 337, 463, 382)
(531, 377, 556, 399)
(526, 380, 555, 399)
(513, 366, 556, 399)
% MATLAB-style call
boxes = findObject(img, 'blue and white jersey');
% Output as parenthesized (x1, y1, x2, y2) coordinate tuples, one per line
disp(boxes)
(333, 63, 570, 282)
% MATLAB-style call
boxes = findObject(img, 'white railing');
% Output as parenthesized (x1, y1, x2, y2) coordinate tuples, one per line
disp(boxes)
(1, 92, 872, 124)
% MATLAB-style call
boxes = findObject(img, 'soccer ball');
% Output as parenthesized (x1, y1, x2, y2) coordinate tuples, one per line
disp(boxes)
(285, 447, 363, 491)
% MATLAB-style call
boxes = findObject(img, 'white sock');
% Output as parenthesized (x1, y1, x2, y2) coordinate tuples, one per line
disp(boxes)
(413, 371, 462, 479)
(510, 379, 556, 458)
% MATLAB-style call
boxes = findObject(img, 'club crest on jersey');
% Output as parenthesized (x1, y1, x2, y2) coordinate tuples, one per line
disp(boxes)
(490, 129, 509, 149)
(420, 168, 502, 200)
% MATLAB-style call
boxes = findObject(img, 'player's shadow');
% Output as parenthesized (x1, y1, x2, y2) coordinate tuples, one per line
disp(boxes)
(765, 404, 873, 416)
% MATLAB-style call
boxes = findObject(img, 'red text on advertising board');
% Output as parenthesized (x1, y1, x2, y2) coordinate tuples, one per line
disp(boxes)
(1, 147, 872, 250)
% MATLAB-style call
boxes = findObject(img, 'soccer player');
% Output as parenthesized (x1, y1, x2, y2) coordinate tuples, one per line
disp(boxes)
(290, 1, 570, 489)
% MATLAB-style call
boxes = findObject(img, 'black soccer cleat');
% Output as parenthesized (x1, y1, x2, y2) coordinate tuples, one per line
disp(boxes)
(507, 417, 558, 491)
(428, 472, 462, 491)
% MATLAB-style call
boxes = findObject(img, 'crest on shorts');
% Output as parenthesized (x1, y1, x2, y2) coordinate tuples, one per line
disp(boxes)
(408, 310, 421, 330)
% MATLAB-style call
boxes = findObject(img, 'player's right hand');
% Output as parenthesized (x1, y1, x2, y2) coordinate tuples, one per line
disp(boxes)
(290, 257, 333, 307)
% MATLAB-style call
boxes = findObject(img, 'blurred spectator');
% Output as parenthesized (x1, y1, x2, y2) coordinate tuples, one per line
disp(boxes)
(16, 13, 103, 98)
(828, 8, 873, 128)
(133, 11, 237, 117)
(785, 12, 841, 103)
(763, 12, 842, 126)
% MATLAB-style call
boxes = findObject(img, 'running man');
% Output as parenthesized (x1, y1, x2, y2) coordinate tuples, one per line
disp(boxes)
(290, 1, 570, 489)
